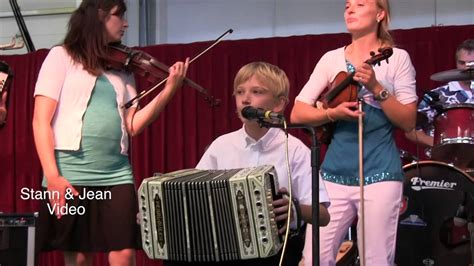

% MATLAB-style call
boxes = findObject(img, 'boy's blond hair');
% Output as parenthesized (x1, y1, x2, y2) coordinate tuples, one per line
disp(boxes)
(233, 62, 289, 102)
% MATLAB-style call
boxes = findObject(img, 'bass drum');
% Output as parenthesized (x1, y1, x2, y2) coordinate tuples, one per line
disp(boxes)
(396, 161, 474, 266)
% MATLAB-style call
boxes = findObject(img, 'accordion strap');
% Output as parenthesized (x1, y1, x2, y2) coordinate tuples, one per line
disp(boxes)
(281, 191, 302, 237)
(291, 196, 302, 236)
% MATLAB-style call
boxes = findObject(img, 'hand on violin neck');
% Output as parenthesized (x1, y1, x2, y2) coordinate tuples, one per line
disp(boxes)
(165, 57, 190, 92)
(354, 63, 378, 91)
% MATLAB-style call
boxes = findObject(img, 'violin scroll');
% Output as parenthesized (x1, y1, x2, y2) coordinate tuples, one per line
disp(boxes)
(368, 47, 393, 66)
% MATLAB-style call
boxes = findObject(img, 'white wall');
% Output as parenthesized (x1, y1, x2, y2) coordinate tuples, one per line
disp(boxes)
(0, 0, 76, 54)
(160, 0, 474, 44)
(0, 0, 473, 55)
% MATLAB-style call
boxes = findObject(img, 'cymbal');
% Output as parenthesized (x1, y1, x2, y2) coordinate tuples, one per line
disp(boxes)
(430, 68, 474, 82)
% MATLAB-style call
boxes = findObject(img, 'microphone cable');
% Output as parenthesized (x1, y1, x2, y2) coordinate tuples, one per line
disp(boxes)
(278, 117, 294, 266)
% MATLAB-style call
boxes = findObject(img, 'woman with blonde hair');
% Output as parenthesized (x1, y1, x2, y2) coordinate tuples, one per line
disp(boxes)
(292, 0, 417, 265)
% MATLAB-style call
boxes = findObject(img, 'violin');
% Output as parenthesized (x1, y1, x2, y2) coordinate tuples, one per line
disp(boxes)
(105, 29, 233, 109)
(316, 47, 394, 143)
(0, 60, 13, 127)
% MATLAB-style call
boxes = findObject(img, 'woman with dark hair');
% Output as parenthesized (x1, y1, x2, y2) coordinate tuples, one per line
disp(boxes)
(32, 0, 189, 265)
(291, 0, 417, 265)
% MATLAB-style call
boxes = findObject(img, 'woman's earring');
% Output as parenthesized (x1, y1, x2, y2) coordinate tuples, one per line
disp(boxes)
(376, 18, 381, 23)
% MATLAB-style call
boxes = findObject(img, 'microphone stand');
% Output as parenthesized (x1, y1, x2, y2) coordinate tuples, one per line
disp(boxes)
(258, 120, 321, 266)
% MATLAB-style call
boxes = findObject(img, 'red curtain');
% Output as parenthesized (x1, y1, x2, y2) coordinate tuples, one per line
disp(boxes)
(0, 25, 473, 265)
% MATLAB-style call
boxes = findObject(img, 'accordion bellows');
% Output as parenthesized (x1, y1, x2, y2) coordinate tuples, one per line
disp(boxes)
(138, 165, 283, 262)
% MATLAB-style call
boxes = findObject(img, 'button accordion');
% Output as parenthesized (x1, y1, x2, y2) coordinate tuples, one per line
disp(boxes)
(138, 165, 283, 262)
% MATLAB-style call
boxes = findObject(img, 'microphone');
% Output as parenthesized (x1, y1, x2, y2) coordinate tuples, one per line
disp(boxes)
(241, 106, 284, 121)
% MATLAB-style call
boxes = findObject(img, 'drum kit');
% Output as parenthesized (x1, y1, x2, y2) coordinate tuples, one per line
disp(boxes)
(396, 67, 474, 266)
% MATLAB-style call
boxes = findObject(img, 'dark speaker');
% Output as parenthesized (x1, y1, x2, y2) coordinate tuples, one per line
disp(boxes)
(0, 213, 37, 266)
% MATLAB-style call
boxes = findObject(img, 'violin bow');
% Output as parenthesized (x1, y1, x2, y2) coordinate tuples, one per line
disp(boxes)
(123, 29, 233, 109)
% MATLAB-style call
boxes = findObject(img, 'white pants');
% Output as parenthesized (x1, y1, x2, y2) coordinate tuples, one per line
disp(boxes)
(302, 181, 403, 266)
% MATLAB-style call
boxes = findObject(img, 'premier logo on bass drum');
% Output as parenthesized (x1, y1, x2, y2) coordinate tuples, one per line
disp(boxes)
(410, 177, 457, 191)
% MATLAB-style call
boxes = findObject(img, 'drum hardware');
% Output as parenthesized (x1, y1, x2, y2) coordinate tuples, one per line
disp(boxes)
(430, 67, 474, 82)
(399, 149, 419, 165)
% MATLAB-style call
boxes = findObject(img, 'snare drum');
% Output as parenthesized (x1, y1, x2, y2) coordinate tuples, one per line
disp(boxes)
(396, 161, 474, 266)
(432, 104, 474, 169)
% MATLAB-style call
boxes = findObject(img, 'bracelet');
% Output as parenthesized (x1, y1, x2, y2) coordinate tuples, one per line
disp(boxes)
(326, 108, 335, 122)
